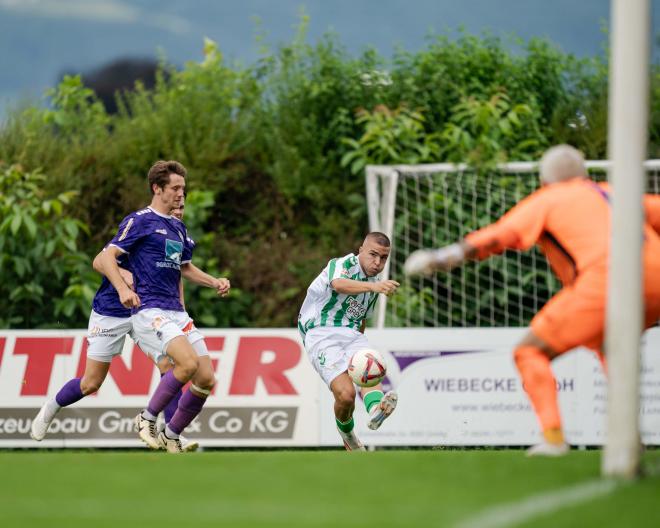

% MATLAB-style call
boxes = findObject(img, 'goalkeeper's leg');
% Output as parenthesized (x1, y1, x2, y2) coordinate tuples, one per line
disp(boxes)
(513, 338, 569, 456)
(518, 281, 606, 456)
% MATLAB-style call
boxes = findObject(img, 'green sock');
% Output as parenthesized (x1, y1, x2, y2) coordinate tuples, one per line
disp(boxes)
(336, 416, 354, 433)
(364, 390, 384, 413)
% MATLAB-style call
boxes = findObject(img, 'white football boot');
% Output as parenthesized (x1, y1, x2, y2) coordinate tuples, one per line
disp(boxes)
(367, 391, 398, 430)
(158, 423, 199, 452)
(337, 428, 366, 452)
(30, 400, 60, 441)
(134, 413, 160, 449)
(179, 434, 200, 452)
(525, 441, 570, 457)
(157, 431, 184, 454)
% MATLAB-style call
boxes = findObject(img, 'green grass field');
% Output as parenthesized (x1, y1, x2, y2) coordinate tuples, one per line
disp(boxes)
(1, 450, 659, 528)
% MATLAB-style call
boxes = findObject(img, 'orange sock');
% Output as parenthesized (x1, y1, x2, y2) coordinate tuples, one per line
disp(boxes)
(514, 345, 563, 443)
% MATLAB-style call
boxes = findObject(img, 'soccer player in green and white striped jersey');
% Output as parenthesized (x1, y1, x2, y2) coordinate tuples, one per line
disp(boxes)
(298, 232, 400, 451)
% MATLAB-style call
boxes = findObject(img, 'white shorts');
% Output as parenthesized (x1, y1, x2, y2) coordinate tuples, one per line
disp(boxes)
(86, 310, 133, 363)
(303, 326, 371, 387)
(132, 308, 208, 362)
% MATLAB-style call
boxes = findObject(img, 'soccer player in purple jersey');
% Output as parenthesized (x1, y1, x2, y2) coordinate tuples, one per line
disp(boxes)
(29, 210, 200, 451)
(100, 160, 229, 453)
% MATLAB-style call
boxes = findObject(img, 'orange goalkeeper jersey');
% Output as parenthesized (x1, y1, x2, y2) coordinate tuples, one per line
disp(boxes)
(465, 178, 660, 286)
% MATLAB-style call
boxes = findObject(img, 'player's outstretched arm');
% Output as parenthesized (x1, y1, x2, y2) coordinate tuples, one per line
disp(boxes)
(331, 278, 399, 296)
(100, 246, 140, 308)
(92, 250, 105, 274)
(181, 263, 231, 297)
(93, 249, 134, 290)
(404, 241, 476, 276)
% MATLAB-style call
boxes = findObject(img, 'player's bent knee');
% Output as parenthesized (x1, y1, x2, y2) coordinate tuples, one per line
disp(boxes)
(156, 357, 171, 374)
(513, 345, 541, 369)
(80, 378, 103, 395)
(177, 356, 199, 378)
(335, 387, 356, 408)
(193, 375, 215, 392)
(513, 346, 527, 366)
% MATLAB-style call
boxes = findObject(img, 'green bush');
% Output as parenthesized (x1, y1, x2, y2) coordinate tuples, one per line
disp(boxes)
(0, 25, 645, 328)
(0, 164, 96, 327)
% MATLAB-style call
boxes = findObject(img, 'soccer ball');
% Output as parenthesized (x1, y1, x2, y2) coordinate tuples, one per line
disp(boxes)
(348, 348, 387, 387)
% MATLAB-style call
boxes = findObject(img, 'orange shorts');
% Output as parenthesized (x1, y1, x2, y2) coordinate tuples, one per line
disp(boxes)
(531, 269, 660, 354)
(531, 272, 606, 354)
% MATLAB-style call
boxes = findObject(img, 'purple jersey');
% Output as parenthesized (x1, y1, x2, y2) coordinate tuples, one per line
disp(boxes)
(184, 231, 196, 260)
(91, 251, 132, 318)
(109, 207, 193, 312)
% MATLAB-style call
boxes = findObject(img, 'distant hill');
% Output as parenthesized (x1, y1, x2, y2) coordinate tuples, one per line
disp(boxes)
(0, 0, 657, 114)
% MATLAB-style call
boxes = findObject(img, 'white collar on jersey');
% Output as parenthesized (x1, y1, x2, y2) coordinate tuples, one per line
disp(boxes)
(148, 206, 173, 219)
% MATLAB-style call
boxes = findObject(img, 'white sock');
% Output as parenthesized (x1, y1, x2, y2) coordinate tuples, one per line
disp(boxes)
(164, 425, 179, 440)
(141, 409, 157, 421)
(43, 399, 61, 422)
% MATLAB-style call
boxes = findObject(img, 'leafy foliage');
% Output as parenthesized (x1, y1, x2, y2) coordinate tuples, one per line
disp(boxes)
(0, 25, 641, 328)
(0, 165, 96, 327)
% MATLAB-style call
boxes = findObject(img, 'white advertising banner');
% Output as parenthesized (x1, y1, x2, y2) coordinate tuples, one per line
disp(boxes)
(0, 330, 321, 448)
(319, 328, 660, 447)
(1, 328, 659, 448)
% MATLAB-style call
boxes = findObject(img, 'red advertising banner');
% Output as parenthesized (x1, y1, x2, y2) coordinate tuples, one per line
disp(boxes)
(0, 330, 321, 447)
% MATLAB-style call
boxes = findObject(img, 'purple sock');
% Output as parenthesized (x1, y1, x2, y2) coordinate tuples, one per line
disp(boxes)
(55, 378, 84, 407)
(163, 382, 183, 424)
(146, 370, 185, 417)
(167, 389, 206, 435)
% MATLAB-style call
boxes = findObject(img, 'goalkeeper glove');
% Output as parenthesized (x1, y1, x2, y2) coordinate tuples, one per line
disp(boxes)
(403, 243, 465, 276)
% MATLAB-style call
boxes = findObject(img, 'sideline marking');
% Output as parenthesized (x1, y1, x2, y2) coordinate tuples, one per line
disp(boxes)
(454, 478, 618, 528)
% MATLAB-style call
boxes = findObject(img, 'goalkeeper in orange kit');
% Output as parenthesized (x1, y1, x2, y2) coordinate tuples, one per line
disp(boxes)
(404, 144, 660, 456)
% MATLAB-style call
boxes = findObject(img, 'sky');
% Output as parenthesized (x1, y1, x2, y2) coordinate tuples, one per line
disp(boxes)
(0, 0, 658, 113)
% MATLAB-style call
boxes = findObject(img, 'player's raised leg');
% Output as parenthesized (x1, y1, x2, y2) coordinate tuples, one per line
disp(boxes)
(159, 340, 214, 454)
(363, 385, 398, 431)
(31, 311, 130, 441)
(31, 359, 111, 441)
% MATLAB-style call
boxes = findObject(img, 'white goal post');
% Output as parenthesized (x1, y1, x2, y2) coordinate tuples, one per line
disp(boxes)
(604, 0, 650, 479)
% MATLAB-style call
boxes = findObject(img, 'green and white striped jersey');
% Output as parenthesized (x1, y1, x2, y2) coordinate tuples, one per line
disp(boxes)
(298, 253, 379, 338)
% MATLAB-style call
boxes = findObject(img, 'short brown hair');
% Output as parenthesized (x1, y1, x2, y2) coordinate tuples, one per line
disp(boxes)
(147, 160, 187, 195)
(365, 231, 391, 247)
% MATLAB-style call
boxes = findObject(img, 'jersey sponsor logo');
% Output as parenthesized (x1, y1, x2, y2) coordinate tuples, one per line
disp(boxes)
(151, 316, 169, 330)
(118, 218, 134, 242)
(88, 326, 120, 339)
(151, 315, 171, 340)
(346, 298, 368, 320)
(165, 239, 183, 264)
(340, 269, 351, 277)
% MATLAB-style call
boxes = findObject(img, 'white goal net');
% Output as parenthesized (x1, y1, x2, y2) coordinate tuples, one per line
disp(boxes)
(366, 160, 660, 329)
